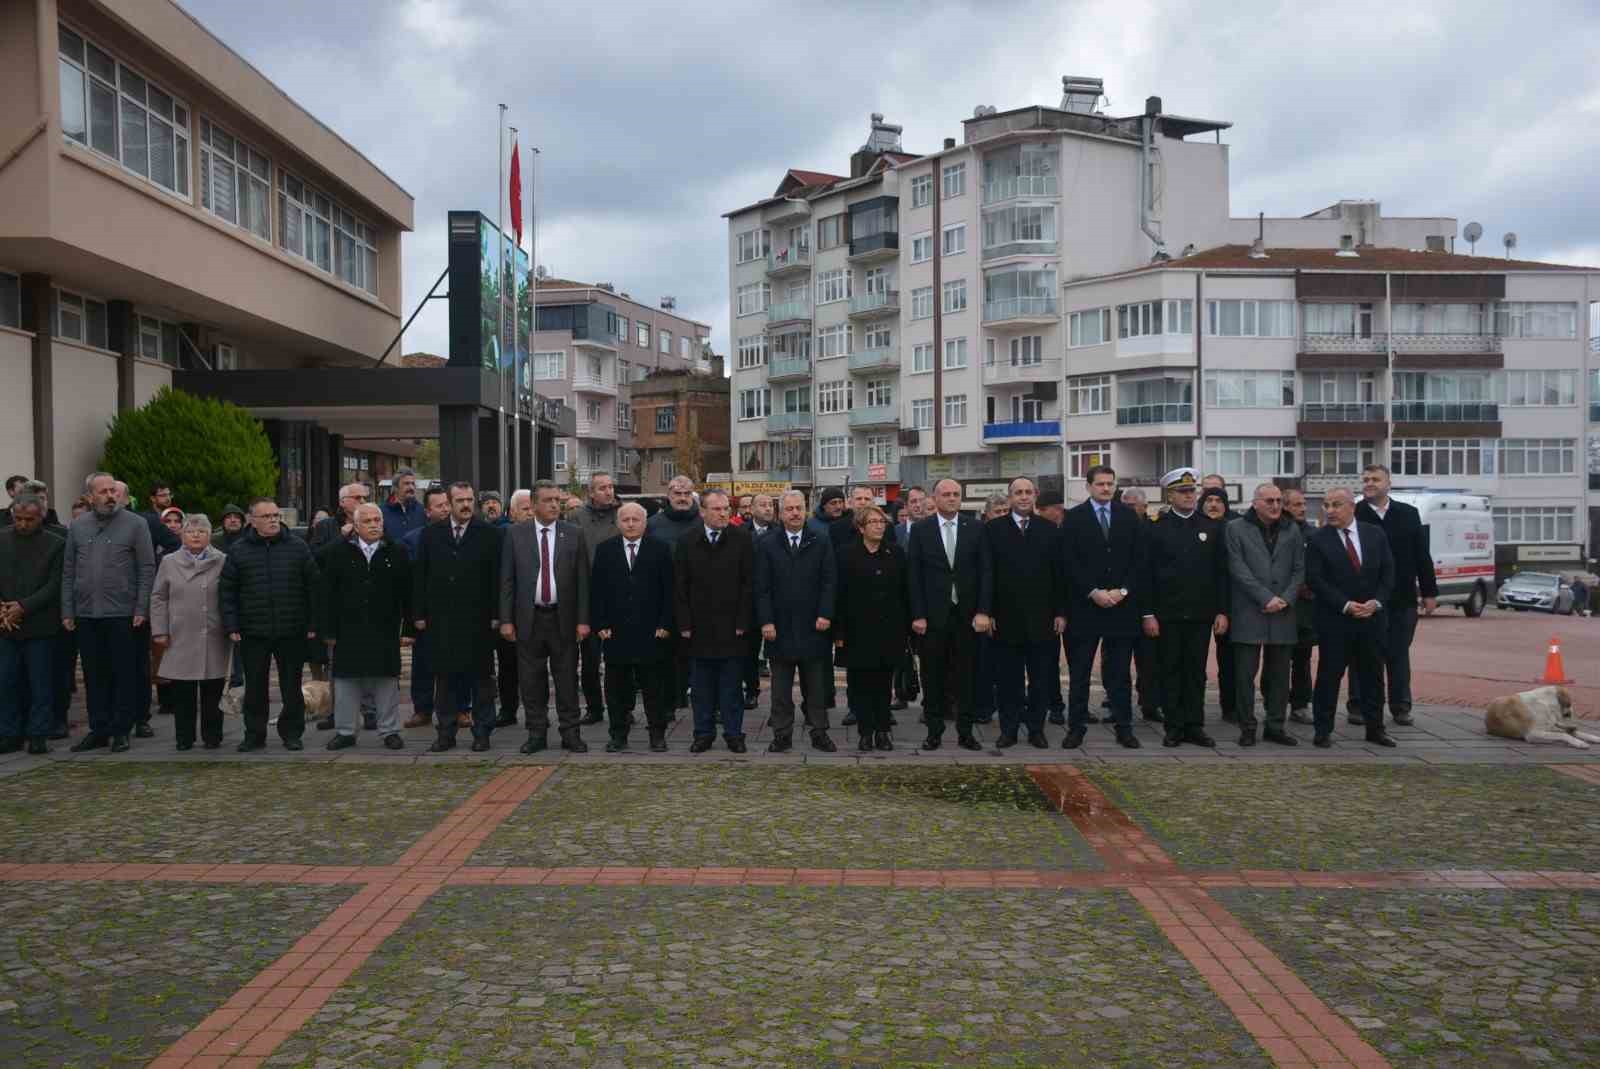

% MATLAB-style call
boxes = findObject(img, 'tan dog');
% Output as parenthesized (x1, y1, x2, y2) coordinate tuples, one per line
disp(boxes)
(1484, 686, 1600, 748)
(302, 680, 333, 718)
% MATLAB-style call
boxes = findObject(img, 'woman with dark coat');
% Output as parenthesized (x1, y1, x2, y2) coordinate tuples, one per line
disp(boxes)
(833, 505, 911, 752)
(1200, 486, 1239, 725)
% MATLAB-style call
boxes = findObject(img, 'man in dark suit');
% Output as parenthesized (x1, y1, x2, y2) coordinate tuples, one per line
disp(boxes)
(740, 493, 778, 710)
(831, 484, 875, 728)
(675, 489, 754, 753)
(589, 502, 673, 752)
(412, 482, 501, 752)
(975, 476, 1064, 749)
(500, 481, 590, 754)
(1306, 486, 1397, 748)
(754, 490, 837, 752)
(908, 478, 983, 750)
(1060, 465, 1144, 749)
(1350, 463, 1437, 729)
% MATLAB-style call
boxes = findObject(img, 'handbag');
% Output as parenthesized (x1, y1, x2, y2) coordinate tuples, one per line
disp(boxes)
(220, 644, 243, 718)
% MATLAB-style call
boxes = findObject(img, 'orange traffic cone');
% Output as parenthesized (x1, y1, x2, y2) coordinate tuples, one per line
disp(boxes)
(1541, 635, 1573, 685)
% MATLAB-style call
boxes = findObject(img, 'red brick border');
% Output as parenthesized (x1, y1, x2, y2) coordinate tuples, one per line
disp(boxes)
(1550, 763, 1600, 787)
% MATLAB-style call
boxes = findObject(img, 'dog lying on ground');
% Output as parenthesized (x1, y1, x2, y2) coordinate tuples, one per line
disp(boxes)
(302, 680, 333, 718)
(1484, 685, 1600, 748)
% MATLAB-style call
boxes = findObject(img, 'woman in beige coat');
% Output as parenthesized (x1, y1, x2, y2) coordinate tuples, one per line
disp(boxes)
(151, 514, 231, 750)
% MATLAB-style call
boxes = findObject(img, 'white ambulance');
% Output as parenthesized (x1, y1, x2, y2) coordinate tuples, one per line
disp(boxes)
(1389, 489, 1495, 617)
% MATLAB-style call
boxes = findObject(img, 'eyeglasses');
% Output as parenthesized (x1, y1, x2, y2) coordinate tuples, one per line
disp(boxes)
(254, 513, 282, 522)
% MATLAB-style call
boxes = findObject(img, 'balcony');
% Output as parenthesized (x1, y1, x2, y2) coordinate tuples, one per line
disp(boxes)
(766, 411, 814, 437)
(982, 356, 1063, 386)
(766, 355, 812, 383)
(1390, 332, 1502, 355)
(1299, 402, 1384, 422)
(851, 460, 901, 484)
(766, 300, 811, 329)
(847, 232, 899, 263)
(982, 296, 1059, 327)
(765, 246, 812, 278)
(571, 370, 617, 396)
(982, 240, 1059, 262)
(768, 465, 813, 484)
(848, 405, 899, 429)
(1115, 403, 1194, 426)
(982, 419, 1062, 444)
(574, 416, 617, 441)
(847, 290, 900, 319)
(766, 198, 810, 227)
(847, 348, 900, 375)
(1301, 332, 1388, 354)
(1591, 403, 1600, 423)
(981, 175, 1059, 205)
(1389, 401, 1500, 422)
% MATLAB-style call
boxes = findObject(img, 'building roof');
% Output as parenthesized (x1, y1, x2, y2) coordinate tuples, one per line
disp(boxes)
(1112, 244, 1600, 276)
(779, 169, 847, 191)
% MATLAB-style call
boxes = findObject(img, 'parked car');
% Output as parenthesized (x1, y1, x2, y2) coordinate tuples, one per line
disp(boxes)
(1496, 571, 1575, 615)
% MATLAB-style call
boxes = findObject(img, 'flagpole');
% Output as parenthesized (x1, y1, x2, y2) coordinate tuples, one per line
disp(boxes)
(530, 144, 541, 482)
(496, 104, 508, 496)
(509, 125, 522, 492)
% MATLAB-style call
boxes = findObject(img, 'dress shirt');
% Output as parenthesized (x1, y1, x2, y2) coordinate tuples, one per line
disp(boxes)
(356, 538, 380, 563)
(625, 538, 640, 569)
(1368, 500, 1389, 521)
(1339, 523, 1363, 565)
(786, 528, 803, 550)
(1011, 511, 1031, 531)
(534, 521, 559, 605)
(704, 525, 721, 545)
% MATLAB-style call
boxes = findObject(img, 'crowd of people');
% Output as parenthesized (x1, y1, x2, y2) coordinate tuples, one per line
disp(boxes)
(0, 460, 1436, 757)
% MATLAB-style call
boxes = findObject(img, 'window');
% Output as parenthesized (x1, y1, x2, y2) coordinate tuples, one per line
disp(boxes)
(984, 266, 1056, 318)
(55, 289, 108, 349)
(656, 406, 678, 433)
(279, 174, 377, 292)
(531, 351, 565, 379)
(1302, 440, 1376, 476)
(736, 334, 767, 369)
(982, 142, 1060, 198)
(818, 379, 853, 414)
(1498, 438, 1576, 475)
(1392, 303, 1488, 336)
(1203, 438, 1297, 477)
(863, 324, 892, 350)
(58, 25, 190, 198)
(1010, 395, 1044, 422)
(0, 271, 18, 330)
(616, 315, 629, 340)
(1069, 308, 1113, 347)
(1390, 439, 1493, 477)
(779, 385, 811, 414)
(136, 313, 181, 367)
(660, 457, 676, 481)
(199, 119, 270, 240)
(1303, 371, 1377, 404)
(738, 388, 771, 421)
(583, 399, 602, 424)
(735, 283, 768, 318)
(1120, 299, 1194, 339)
(817, 435, 852, 469)
(911, 343, 934, 373)
(659, 329, 672, 355)
(816, 323, 852, 359)
(1495, 302, 1578, 339)
(1068, 442, 1112, 480)
(617, 403, 632, 430)
(910, 233, 932, 263)
(278, 173, 331, 272)
(943, 393, 968, 427)
(864, 379, 894, 408)
(1006, 335, 1043, 366)
(1068, 374, 1111, 415)
(981, 204, 1057, 252)
(1203, 370, 1295, 408)
(941, 162, 966, 199)
(910, 174, 932, 208)
(863, 266, 893, 295)
(770, 330, 810, 363)
(1493, 506, 1575, 544)
(816, 214, 846, 250)
(1301, 302, 1374, 337)
(1503, 370, 1577, 406)
(735, 227, 770, 264)
(740, 441, 767, 472)
(941, 337, 968, 369)
(553, 441, 568, 469)
(942, 279, 967, 314)
(911, 286, 934, 320)
(815, 269, 851, 305)
(942, 224, 967, 256)
(911, 398, 933, 429)
(1205, 299, 1295, 338)
(681, 336, 692, 360)
(866, 434, 896, 465)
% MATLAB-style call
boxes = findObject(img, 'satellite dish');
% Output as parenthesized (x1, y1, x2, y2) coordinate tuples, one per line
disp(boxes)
(1503, 232, 1518, 259)
(1463, 221, 1482, 254)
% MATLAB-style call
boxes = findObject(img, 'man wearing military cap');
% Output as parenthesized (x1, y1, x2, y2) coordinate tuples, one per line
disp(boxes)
(1142, 468, 1229, 747)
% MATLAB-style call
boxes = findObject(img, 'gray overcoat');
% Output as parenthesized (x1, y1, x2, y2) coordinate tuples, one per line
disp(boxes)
(1223, 514, 1305, 646)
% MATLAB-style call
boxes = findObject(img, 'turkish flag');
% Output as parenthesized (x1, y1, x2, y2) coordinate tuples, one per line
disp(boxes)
(508, 139, 523, 245)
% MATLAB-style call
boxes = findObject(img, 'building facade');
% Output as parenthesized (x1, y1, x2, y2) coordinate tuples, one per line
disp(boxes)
(625, 363, 731, 494)
(1, 0, 414, 515)
(532, 281, 711, 491)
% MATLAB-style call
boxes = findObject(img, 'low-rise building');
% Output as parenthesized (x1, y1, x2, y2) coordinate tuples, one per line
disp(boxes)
(625, 361, 731, 493)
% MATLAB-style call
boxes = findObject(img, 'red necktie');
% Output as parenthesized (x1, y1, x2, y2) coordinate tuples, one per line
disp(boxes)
(1342, 528, 1361, 571)
(539, 527, 552, 604)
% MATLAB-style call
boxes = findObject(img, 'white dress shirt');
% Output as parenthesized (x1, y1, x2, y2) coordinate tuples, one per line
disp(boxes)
(356, 537, 380, 563)
(1340, 522, 1363, 565)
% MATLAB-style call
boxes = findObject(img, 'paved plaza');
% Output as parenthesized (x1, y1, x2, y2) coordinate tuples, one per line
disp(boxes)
(0, 673, 1597, 1068)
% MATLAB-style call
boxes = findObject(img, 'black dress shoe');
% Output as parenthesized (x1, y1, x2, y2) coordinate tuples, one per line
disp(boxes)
(282, 738, 303, 751)
(858, 734, 875, 752)
(110, 735, 130, 752)
(724, 735, 745, 754)
(428, 736, 456, 753)
(562, 732, 590, 754)
(689, 735, 715, 754)
(363, 713, 378, 731)
(767, 735, 791, 753)
(1115, 729, 1141, 749)
(383, 734, 404, 750)
(1263, 727, 1298, 747)
(810, 731, 836, 752)
(133, 723, 155, 739)
(1346, 713, 1366, 726)
(888, 714, 897, 726)
(1047, 710, 1067, 726)
(995, 732, 1018, 749)
(956, 734, 982, 751)
(471, 735, 491, 752)
(520, 734, 547, 754)
(1366, 732, 1398, 748)
(1061, 728, 1086, 750)
(1083, 712, 1103, 725)
(1313, 733, 1332, 748)
(1184, 727, 1217, 748)
(1027, 729, 1049, 749)
(315, 715, 336, 731)
(494, 712, 518, 728)
(71, 733, 107, 752)
(1162, 732, 1183, 748)
(1238, 728, 1257, 747)
(27, 737, 49, 755)
(874, 731, 893, 751)
(326, 734, 356, 751)
(1391, 712, 1414, 726)
(841, 711, 858, 726)
(920, 736, 942, 751)
(604, 737, 627, 753)
(203, 738, 222, 750)
(649, 731, 668, 752)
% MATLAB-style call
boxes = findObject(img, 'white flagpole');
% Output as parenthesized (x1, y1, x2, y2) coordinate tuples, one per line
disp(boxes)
(530, 144, 541, 481)
(509, 124, 521, 491)
(496, 104, 508, 496)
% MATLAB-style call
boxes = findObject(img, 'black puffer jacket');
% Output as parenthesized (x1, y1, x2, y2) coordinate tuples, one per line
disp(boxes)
(220, 527, 318, 639)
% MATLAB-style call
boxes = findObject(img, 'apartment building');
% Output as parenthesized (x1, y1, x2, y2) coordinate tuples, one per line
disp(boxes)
(627, 364, 731, 493)
(1, 0, 414, 513)
(723, 82, 1455, 504)
(1062, 245, 1599, 563)
(533, 281, 711, 491)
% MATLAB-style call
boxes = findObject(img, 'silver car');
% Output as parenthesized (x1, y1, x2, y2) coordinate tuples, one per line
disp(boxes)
(1496, 572, 1575, 615)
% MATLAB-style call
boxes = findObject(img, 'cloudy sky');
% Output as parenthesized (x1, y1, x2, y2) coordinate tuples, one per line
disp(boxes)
(184, 0, 1600, 356)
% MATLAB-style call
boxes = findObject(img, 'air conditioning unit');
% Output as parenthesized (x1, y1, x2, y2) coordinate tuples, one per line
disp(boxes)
(897, 428, 920, 447)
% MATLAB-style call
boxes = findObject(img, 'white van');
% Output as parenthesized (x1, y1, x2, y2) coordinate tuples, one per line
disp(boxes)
(1389, 489, 1495, 617)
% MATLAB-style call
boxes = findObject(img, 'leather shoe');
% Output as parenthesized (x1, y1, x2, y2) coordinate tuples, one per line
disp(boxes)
(315, 715, 336, 731)
(1391, 712, 1414, 726)
(71, 733, 107, 752)
(858, 733, 875, 752)
(403, 713, 431, 729)
(1346, 713, 1365, 726)
(1366, 732, 1398, 748)
(956, 734, 982, 751)
(1238, 728, 1257, 747)
(1062, 728, 1086, 750)
(995, 732, 1018, 749)
(689, 735, 715, 754)
(767, 735, 791, 753)
(1162, 732, 1183, 748)
(494, 712, 518, 728)
(282, 738, 303, 751)
(520, 734, 547, 754)
(1027, 729, 1049, 749)
(470, 735, 491, 752)
(649, 731, 668, 752)
(383, 734, 404, 750)
(874, 731, 893, 752)
(203, 739, 221, 750)
(326, 734, 356, 751)
(1184, 727, 1216, 748)
(1289, 708, 1314, 724)
(562, 731, 589, 754)
(133, 723, 155, 739)
(1115, 729, 1141, 749)
(110, 735, 131, 752)
(1263, 727, 1298, 747)
(27, 737, 49, 755)
(428, 736, 455, 753)
(581, 710, 605, 725)
(1313, 733, 1333, 748)
(236, 737, 265, 753)
(1047, 710, 1067, 725)
(810, 731, 836, 752)
(920, 735, 942, 751)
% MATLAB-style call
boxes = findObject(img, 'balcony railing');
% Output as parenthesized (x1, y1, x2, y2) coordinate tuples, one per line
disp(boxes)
(982, 419, 1062, 442)
(1299, 402, 1384, 422)
(981, 240, 1059, 261)
(851, 460, 901, 484)
(767, 465, 813, 484)
(765, 246, 811, 276)
(981, 175, 1059, 205)
(983, 296, 1059, 323)
(766, 300, 811, 326)
(1389, 401, 1501, 422)
(1301, 332, 1388, 353)
(1115, 403, 1194, 426)
(982, 356, 1063, 386)
(1591, 402, 1600, 424)
(766, 355, 812, 382)
(847, 232, 899, 261)
(848, 405, 898, 429)
(848, 290, 900, 318)
(766, 411, 814, 436)
(571, 371, 616, 395)
(1390, 332, 1501, 354)
(847, 348, 899, 375)
(574, 417, 617, 441)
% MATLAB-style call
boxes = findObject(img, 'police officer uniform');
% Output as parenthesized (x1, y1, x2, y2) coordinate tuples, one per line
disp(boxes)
(1142, 468, 1229, 747)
